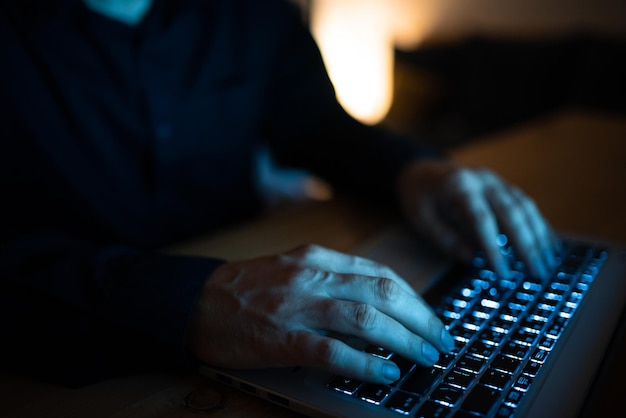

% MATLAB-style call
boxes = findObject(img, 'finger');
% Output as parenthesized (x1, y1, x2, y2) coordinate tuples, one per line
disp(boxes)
(509, 187, 560, 273)
(479, 185, 544, 279)
(321, 273, 454, 355)
(286, 331, 402, 384)
(285, 244, 417, 296)
(452, 184, 512, 279)
(309, 297, 447, 368)
(480, 175, 552, 279)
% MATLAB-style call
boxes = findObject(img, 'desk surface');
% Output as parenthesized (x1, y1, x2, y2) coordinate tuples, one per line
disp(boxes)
(2, 110, 625, 418)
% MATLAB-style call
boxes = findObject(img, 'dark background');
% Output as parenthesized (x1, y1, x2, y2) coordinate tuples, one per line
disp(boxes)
(383, 33, 626, 148)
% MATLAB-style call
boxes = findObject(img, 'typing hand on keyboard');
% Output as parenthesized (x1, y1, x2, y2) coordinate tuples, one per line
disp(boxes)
(396, 160, 561, 281)
(188, 244, 456, 385)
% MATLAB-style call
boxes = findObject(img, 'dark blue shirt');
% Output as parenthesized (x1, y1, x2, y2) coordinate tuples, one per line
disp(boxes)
(0, 0, 439, 385)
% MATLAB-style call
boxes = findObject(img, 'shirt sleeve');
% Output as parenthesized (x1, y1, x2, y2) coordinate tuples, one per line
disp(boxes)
(0, 231, 224, 387)
(264, 2, 443, 206)
(0, 2, 228, 387)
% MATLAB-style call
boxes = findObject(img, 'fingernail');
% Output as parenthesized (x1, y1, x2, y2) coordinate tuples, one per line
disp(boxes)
(441, 328, 455, 353)
(382, 363, 400, 382)
(422, 342, 439, 364)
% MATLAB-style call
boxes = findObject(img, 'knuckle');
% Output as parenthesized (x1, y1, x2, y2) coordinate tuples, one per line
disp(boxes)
(288, 243, 324, 259)
(508, 207, 528, 230)
(362, 353, 378, 378)
(379, 265, 399, 280)
(352, 303, 378, 331)
(281, 264, 317, 287)
(522, 195, 538, 212)
(472, 205, 490, 223)
(314, 338, 341, 367)
(373, 277, 400, 303)
(448, 167, 475, 191)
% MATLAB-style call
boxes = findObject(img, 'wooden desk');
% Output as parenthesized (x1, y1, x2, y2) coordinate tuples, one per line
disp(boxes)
(2, 111, 625, 417)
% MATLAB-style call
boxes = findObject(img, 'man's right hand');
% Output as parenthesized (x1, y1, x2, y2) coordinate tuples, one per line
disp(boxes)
(186, 244, 454, 384)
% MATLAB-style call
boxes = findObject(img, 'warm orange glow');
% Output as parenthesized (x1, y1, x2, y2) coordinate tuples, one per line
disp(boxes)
(311, 0, 394, 125)
(310, 1, 437, 125)
(311, 0, 626, 124)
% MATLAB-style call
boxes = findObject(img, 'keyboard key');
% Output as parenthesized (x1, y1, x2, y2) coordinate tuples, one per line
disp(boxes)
(520, 280, 543, 293)
(441, 310, 461, 322)
(456, 354, 486, 374)
(415, 400, 452, 418)
(515, 291, 535, 302)
(391, 355, 415, 381)
(480, 369, 512, 390)
(451, 338, 466, 354)
(513, 374, 533, 392)
(480, 298, 501, 310)
(523, 359, 542, 377)
(356, 384, 390, 404)
(365, 345, 392, 359)
(510, 328, 540, 346)
(385, 391, 420, 414)
(560, 304, 577, 318)
(461, 384, 501, 415)
(507, 301, 527, 312)
(546, 316, 568, 339)
(592, 246, 608, 261)
(467, 340, 496, 359)
(464, 315, 487, 330)
(327, 376, 361, 394)
(499, 304, 523, 322)
(519, 318, 546, 333)
(537, 295, 560, 309)
(504, 388, 525, 407)
(479, 329, 507, 345)
(492, 355, 521, 374)
(430, 384, 463, 407)
(473, 307, 493, 319)
(401, 367, 442, 396)
(443, 368, 475, 389)
(451, 326, 476, 342)
(490, 318, 513, 334)
(550, 281, 570, 292)
(501, 341, 531, 360)
(529, 347, 549, 364)
(434, 353, 456, 369)
(495, 405, 516, 417)
(527, 311, 551, 323)
(539, 336, 557, 351)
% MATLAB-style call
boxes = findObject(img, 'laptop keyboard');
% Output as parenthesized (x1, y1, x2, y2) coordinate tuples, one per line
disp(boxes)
(327, 238, 608, 417)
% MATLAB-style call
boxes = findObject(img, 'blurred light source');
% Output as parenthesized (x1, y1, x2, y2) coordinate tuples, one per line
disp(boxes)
(311, 0, 394, 125)
(310, 0, 437, 125)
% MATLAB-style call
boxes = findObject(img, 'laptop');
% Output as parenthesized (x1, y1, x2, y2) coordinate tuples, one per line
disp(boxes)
(197, 223, 626, 417)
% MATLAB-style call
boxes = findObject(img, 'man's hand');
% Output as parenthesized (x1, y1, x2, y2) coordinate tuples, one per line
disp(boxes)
(186, 245, 454, 384)
(397, 159, 560, 279)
